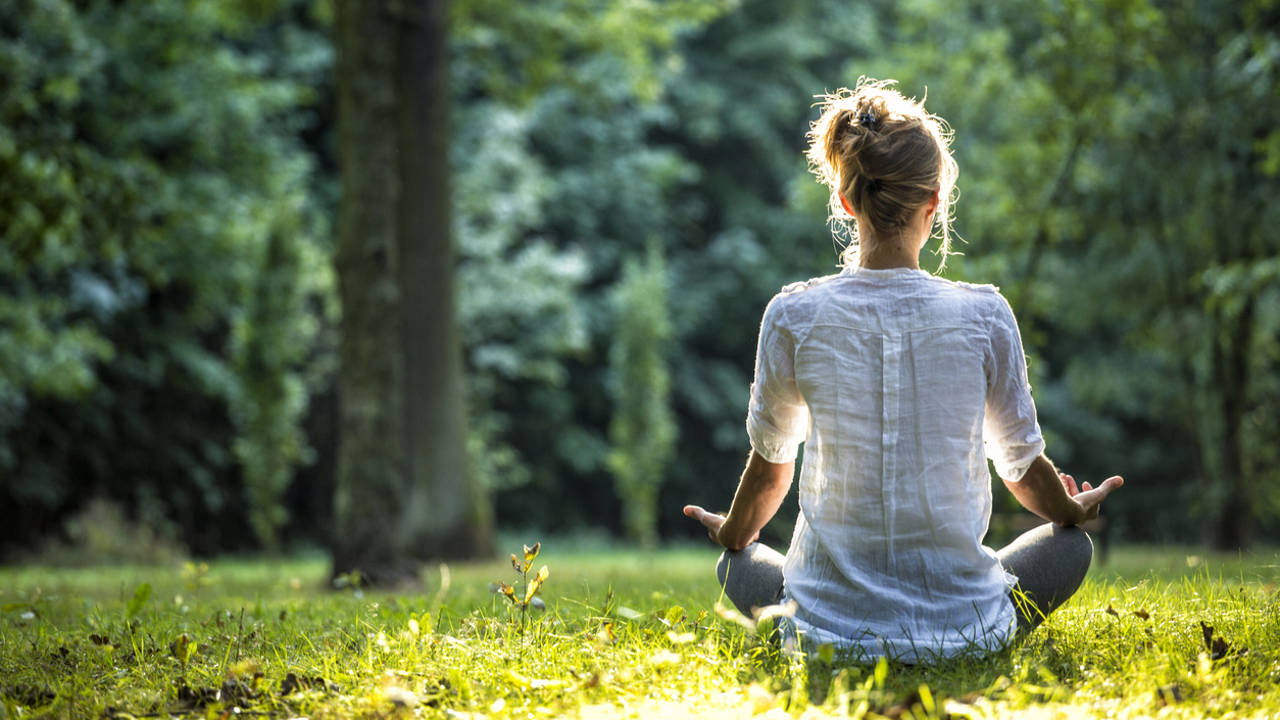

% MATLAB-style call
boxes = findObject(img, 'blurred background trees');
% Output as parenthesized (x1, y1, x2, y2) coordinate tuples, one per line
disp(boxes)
(1, 0, 1276, 562)
(0, 0, 333, 555)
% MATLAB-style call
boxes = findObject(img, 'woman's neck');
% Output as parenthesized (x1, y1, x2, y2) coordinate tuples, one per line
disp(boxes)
(855, 213, 931, 270)
(857, 229, 926, 270)
(858, 240, 921, 270)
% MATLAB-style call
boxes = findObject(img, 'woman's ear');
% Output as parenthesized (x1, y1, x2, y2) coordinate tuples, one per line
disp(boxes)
(838, 192, 856, 218)
(926, 188, 941, 215)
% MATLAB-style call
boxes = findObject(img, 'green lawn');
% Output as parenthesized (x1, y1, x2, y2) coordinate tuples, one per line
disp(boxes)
(2, 542, 1278, 719)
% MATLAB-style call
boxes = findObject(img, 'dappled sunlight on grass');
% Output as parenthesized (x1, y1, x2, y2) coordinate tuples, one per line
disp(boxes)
(2, 544, 1279, 718)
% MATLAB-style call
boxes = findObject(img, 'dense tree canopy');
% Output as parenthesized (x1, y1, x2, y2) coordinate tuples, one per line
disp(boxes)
(1, 0, 1276, 558)
(0, 0, 332, 554)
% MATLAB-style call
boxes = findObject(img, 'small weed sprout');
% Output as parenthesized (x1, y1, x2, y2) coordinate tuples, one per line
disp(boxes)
(180, 561, 211, 593)
(495, 542, 549, 636)
(169, 632, 196, 679)
(331, 570, 365, 599)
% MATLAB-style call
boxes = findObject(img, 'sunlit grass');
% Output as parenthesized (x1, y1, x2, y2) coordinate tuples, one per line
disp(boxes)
(2, 542, 1278, 718)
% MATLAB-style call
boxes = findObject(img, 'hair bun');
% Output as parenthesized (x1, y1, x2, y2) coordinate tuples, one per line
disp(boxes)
(805, 78, 959, 269)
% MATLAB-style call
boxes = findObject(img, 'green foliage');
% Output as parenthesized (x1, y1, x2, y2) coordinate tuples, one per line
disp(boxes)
(452, 2, 728, 532)
(454, 103, 590, 494)
(608, 249, 677, 547)
(2, 0, 1277, 552)
(0, 0, 332, 552)
(454, 0, 732, 104)
(231, 221, 331, 549)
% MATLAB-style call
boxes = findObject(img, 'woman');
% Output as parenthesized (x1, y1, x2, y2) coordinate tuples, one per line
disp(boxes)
(682, 79, 1123, 661)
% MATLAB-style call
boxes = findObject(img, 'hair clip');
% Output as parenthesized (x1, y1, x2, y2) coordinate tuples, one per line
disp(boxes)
(858, 111, 876, 128)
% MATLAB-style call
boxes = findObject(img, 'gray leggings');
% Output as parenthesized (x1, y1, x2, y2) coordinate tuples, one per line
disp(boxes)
(716, 523, 1093, 633)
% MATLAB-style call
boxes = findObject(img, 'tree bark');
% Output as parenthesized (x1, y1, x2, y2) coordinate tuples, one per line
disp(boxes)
(1208, 297, 1256, 550)
(395, 0, 493, 558)
(331, 0, 491, 585)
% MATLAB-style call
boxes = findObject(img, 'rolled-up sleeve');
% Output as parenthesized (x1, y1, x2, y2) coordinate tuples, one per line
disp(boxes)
(982, 294, 1045, 481)
(746, 295, 810, 463)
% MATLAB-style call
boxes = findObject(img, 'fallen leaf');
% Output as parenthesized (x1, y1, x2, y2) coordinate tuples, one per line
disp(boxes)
(1199, 621, 1245, 661)
(280, 672, 339, 696)
(1156, 684, 1184, 706)
(175, 683, 220, 709)
(2, 685, 55, 706)
(220, 677, 256, 705)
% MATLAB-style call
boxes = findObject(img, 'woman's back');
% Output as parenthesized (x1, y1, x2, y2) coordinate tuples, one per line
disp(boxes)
(753, 266, 1040, 658)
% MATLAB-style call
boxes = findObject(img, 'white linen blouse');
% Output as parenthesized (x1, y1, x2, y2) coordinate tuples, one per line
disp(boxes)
(746, 265, 1045, 661)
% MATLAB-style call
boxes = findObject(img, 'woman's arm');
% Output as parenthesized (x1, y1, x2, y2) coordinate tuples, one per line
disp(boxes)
(683, 450, 794, 551)
(1005, 454, 1124, 526)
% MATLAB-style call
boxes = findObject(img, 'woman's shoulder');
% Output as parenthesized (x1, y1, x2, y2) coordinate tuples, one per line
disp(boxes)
(926, 275, 1011, 308)
(778, 272, 844, 297)
(765, 273, 843, 312)
(924, 273, 1000, 296)
(760, 273, 843, 331)
(919, 275, 1023, 330)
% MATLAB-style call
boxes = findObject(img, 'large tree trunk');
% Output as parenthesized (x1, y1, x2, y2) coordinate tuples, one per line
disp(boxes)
(395, 0, 493, 558)
(331, 0, 491, 586)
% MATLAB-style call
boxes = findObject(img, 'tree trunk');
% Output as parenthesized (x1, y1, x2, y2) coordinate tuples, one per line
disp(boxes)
(331, 0, 491, 586)
(1207, 297, 1255, 550)
(395, 0, 493, 558)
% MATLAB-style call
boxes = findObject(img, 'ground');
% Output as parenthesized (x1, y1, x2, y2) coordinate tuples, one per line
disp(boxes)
(2, 542, 1279, 719)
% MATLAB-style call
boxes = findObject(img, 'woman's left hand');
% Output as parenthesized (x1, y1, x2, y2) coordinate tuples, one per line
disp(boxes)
(682, 452, 791, 550)
(682, 505, 725, 543)
(683, 505, 758, 549)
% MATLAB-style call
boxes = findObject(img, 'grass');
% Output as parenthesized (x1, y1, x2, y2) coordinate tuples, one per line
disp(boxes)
(2, 542, 1279, 719)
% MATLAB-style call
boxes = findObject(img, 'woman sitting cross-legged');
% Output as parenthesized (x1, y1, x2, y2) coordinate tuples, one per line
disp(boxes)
(682, 78, 1124, 662)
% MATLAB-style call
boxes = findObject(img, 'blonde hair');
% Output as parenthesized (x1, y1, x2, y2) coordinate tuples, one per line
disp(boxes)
(806, 78, 959, 269)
